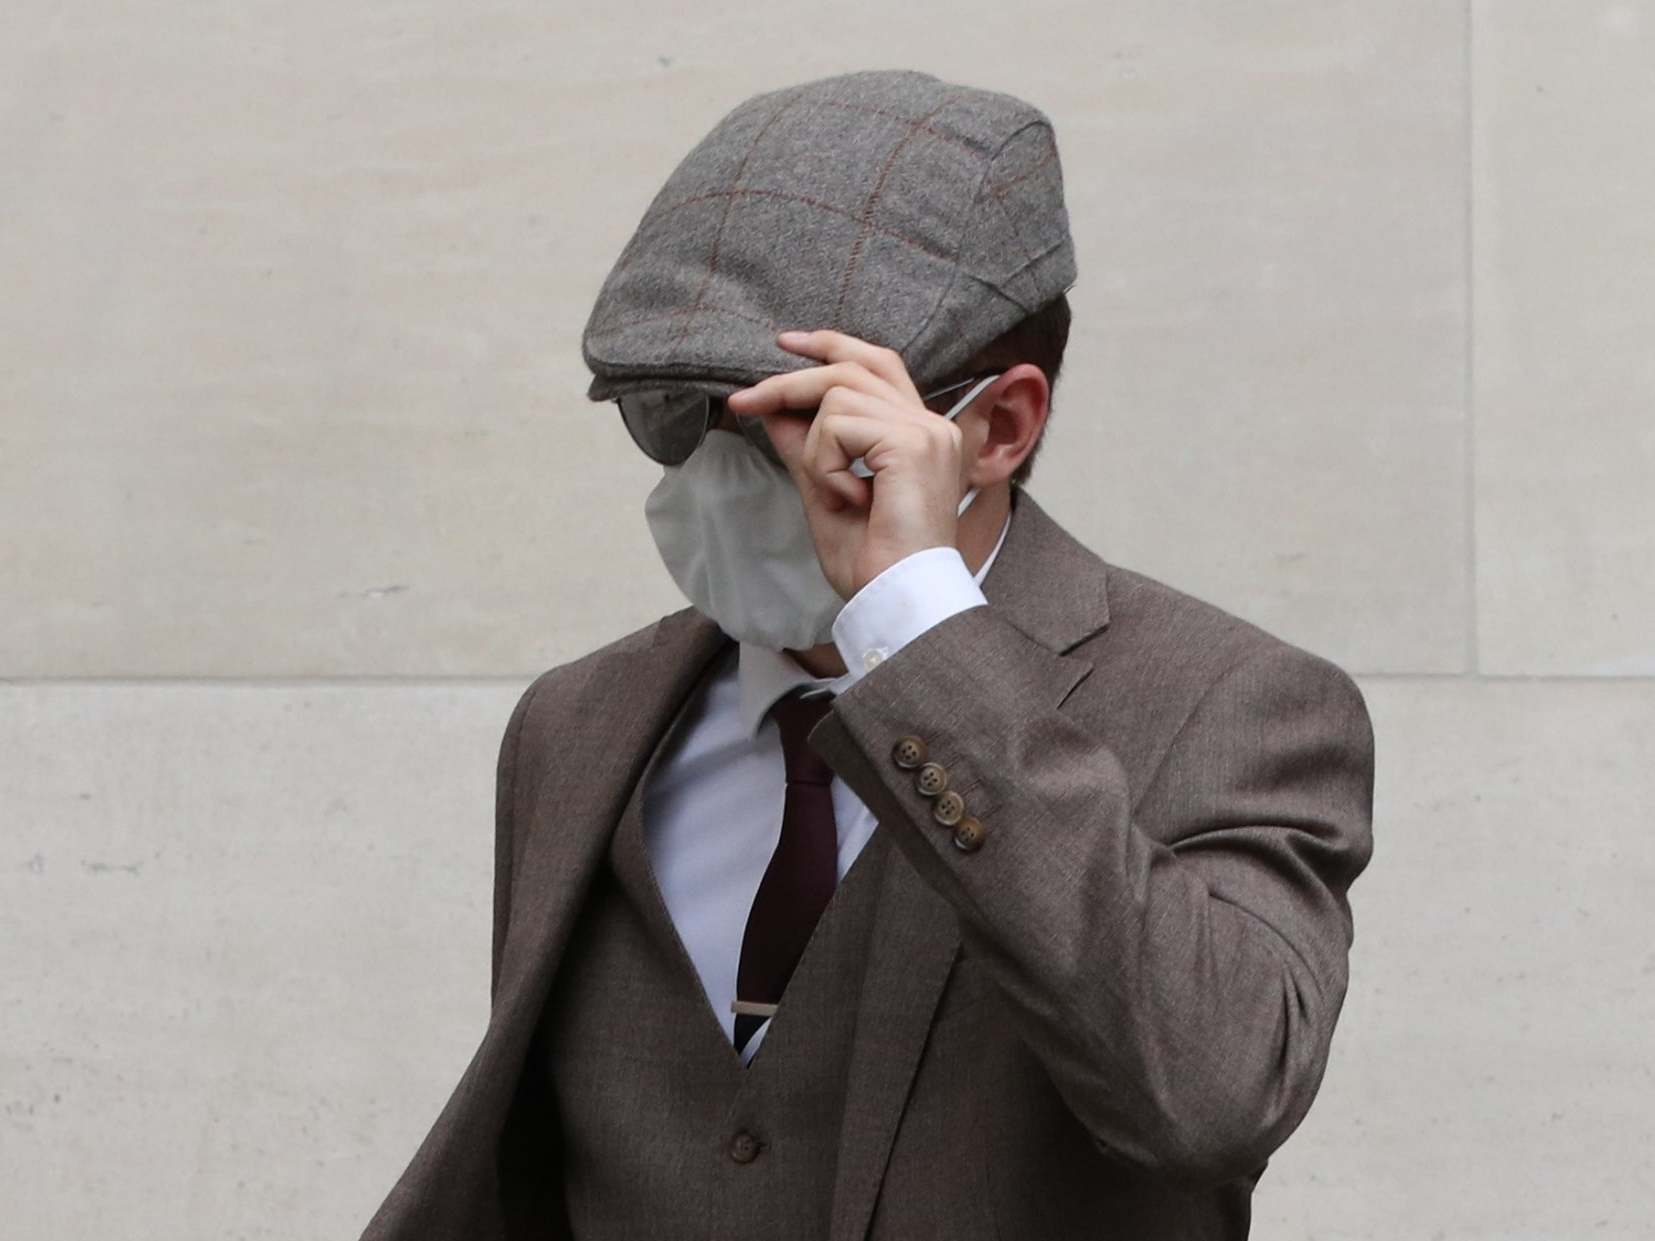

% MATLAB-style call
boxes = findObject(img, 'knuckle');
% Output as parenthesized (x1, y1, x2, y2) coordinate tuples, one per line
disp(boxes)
(930, 418, 961, 446)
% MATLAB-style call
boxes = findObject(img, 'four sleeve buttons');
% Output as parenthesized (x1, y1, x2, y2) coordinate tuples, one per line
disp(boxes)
(889, 734, 987, 850)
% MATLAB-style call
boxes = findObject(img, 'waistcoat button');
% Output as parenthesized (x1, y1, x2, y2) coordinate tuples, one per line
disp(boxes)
(729, 1130, 761, 1164)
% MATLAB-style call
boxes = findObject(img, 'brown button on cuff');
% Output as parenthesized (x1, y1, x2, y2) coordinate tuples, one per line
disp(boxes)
(728, 1130, 761, 1164)
(952, 816, 987, 852)
(892, 736, 928, 770)
(914, 761, 949, 797)
(932, 789, 966, 826)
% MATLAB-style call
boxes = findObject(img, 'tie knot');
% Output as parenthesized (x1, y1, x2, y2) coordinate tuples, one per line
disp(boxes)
(768, 689, 836, 786)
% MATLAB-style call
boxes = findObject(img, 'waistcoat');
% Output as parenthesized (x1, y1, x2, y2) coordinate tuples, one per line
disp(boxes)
(535, 686, 893, 1239)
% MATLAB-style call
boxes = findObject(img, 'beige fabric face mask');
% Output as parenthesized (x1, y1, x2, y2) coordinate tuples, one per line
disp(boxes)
(643, 376, 991, 651)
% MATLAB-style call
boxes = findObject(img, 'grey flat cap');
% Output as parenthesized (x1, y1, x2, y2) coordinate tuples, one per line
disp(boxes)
(581, 68, 1077, 403)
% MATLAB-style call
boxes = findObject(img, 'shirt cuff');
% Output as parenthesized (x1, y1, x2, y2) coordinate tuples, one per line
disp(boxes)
(832, 545, 989, 686)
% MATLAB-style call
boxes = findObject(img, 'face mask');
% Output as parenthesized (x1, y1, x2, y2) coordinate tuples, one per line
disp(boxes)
(643, 383, 990, 651)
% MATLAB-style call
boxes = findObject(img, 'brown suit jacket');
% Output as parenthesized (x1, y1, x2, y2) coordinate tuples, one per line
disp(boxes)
(361, 486, 1376, 1239)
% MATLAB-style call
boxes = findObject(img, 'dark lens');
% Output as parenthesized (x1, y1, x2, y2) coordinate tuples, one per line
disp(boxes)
(617, 390, 713, 465)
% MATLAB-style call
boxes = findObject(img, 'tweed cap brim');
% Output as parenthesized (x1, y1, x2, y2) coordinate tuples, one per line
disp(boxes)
(581, 68, 1077, 403)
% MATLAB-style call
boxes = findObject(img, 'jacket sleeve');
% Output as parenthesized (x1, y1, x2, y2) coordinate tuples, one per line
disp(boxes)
(823, 602, 1376, 1190)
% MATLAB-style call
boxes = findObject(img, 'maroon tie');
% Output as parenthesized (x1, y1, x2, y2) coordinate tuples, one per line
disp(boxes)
(733, 687, 839, 1054)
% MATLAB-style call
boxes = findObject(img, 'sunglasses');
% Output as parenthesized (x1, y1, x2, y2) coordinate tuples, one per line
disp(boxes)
(616, 372, 1004, 473)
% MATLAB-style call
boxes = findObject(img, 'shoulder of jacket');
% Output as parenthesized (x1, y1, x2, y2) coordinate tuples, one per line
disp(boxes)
(1086, 560, 1276, 669)
(1080, 558, 1365, 724)
(508, 605, 693, 733)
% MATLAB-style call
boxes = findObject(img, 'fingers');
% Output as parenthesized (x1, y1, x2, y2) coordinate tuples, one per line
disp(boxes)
(797, 387, 962, 508)
(727, 330, 928, 422)
(754, 402, 873, 514)
(727, 329, 952, 513)
(727, 360, 901, 419)
(777, 330, 924, 403)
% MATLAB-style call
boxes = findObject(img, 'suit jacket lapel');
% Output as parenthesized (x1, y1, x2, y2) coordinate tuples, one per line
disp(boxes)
(491, 608, 733, 1054)
(821, 837, 959, 1241)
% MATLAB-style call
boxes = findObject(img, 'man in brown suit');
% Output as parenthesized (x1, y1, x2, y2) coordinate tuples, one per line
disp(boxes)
(361, 70, 1375, 1240)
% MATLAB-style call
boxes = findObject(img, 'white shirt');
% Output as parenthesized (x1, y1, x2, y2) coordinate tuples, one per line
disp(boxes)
(641, 509, 1013, 1065)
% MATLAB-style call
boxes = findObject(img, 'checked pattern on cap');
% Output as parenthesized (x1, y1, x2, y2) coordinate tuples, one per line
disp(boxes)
(581, 68, 1076, 405)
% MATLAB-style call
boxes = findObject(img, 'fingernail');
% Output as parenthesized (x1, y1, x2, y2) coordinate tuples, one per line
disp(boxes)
(777, 330, 807, 342)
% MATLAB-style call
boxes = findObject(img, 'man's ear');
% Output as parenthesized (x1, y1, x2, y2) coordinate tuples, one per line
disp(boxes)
(971, 365, 1049, 481)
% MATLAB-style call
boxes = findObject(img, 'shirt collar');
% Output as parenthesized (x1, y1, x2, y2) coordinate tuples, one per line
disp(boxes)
(736, 506, 1013, 740)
